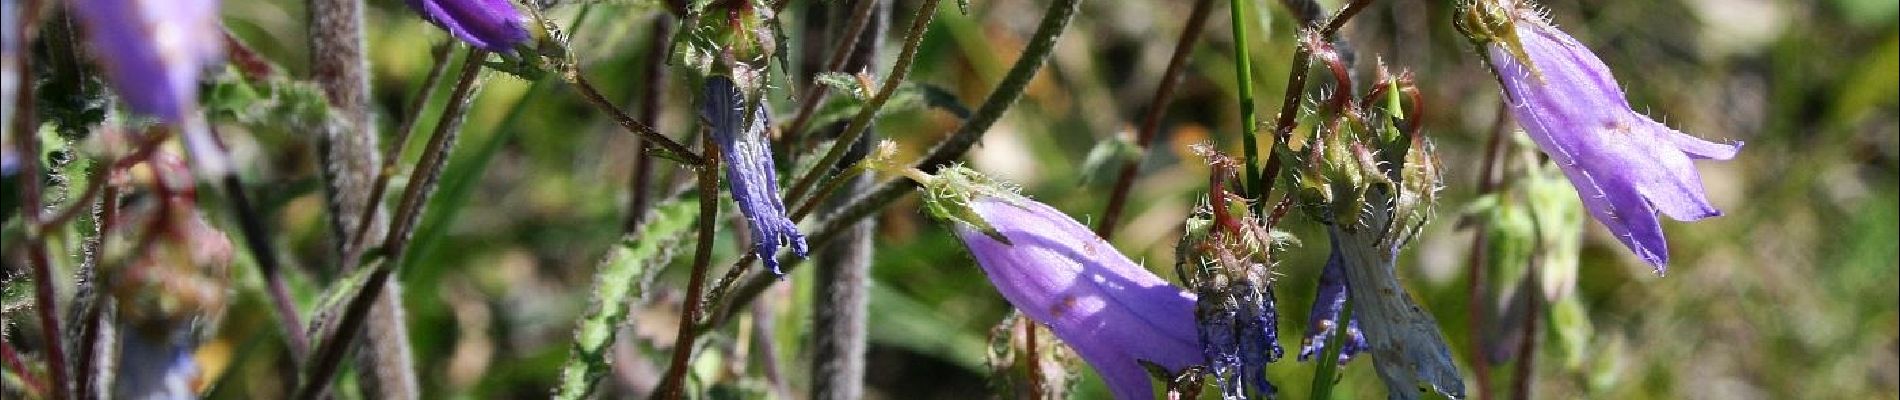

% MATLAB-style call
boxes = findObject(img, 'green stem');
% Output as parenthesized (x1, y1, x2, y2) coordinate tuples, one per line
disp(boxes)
(1308, 299, 1352, 400)
(1229, 0, 1264, 204)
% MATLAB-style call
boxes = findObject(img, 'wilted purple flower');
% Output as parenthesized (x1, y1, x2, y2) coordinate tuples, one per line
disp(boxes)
(921, 167, 1201, 399)
(404, 0, 532, 53)
(72, 0, 224, 122)
(1464, 3, 1741, 271)
(704, 75, 807, 274)
(1298, 237, 1370, 364)
(1194, 282, 1283, 399)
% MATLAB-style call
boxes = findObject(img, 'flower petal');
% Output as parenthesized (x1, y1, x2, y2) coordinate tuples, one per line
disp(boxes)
(1649, 118, 1742, 160)
(955, 196, 1200, 399)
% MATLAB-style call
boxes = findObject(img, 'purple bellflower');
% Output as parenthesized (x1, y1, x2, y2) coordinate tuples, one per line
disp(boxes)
(73, 0, 232, 176)
(703, 75, 807, 274)
(1459, 1, 1742, 271)
(72, 0, 224, 122)
(1297, 238, 1370, 365)
(404, 0, 532, 53)
(917, 166, 1201, 399)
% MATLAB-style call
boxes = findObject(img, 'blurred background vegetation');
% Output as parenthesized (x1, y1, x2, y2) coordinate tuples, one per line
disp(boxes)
(163, 0, 1900, 397)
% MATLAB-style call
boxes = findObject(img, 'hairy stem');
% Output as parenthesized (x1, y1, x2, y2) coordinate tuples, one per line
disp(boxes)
(778, 0, 882, 161)
(9, 3, 73, 397)
(810, 1, 888, 398)
(1259, 0, 1373, 201)
(625, 15, 675, 232)
(565, 72, 702, 166)
(652, 136, 722, 400)
(294, 50, 487, 400)
(783, 0, 942, 209)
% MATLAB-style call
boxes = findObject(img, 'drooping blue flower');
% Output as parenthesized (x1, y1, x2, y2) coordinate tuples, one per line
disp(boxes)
(72, 0, 224, 122)
(703, 75, 807, 274)
(403, 0, 532, 53)
(1298, 236, 1370, 365)
(919, 166, 1201, 399)
(1464, 2, 1742, 272)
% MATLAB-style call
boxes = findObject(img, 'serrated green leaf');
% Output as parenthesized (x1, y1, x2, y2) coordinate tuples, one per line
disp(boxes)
(554, 198, 701, 400)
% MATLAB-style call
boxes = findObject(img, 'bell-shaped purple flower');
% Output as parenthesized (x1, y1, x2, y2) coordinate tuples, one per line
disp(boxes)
(703, 75, 807, 274)
(1469, 4, 1741, 271)
(72, 0, 224, 122)
(1298, 238, 1370, 364)
(404, 0, 532, 53)
(919, 167, 1201, 399)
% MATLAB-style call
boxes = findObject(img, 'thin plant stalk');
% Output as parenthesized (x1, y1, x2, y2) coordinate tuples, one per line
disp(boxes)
(652, 134, 723, 400)
(1229, 0, 1264, 200)
(564, 71, 702, 166)
(782, 0, 942, 209)
(294, 49, 487, 400)
(810, 1, 889, 398)
(10, 5, 73, 396)
(703, 0, 1085, 333)
(778, 0, 882, 160)
(1095, 0, 1216, 239)
(1463, 101, 1514, 400)
(1258, 0, 1374, 202)
(1308, 299, 1353, 400)
(625, 15, 674, 231)
(345, 40, 456, 266)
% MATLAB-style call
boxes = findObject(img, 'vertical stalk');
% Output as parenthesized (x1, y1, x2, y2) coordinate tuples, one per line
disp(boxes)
(810, 1, 888, 399)
(624, 15, 675, 231)
(1096, 0, 1217, 239)
(294, 49, 487, 400)
(1229, 0, 1264, 201)
(1308, 299, 1353, 400)
(309, 0, 419, 395)
(1464, 100, 1513, 400)
(10, 3, 72, 397)
(653, 135, 722, 400)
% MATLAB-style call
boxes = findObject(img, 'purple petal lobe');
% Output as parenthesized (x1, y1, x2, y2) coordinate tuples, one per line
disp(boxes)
(1298, 240, 1370, 364)
(1650, 118, 1742, 160)
(404, 0, 531, 53)
(74, 0, 224, 122)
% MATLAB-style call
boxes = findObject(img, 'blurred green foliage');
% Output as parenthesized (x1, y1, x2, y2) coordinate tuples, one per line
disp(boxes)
(178, 0, 1900, 398)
